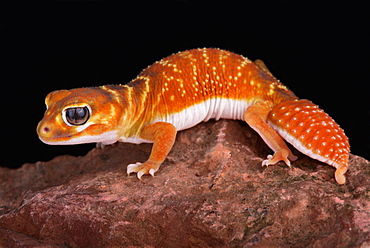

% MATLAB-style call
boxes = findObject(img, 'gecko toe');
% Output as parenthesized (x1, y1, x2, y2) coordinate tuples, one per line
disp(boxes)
(137, 170, 145, 180)
(284, 159, 291, 167)
(261, 150, 292, 168)
(127, 161, 160, 179)
(127, 162, 142, 175)
(262, 155, 273, 167)
(149, 168, 158, 177)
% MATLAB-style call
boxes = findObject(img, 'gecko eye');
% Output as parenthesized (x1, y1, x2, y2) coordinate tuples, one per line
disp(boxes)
(64, 106, 90, 126)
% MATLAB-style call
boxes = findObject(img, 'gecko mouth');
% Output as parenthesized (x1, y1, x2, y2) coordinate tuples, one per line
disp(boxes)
(38, 136, 58, 145)
(38, 134, 73, 145)
(38, 130, 119, 145)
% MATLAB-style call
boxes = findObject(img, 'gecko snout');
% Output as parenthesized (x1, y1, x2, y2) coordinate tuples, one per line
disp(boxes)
(37, 121, 53, 140)
(37, 122, 47, 135)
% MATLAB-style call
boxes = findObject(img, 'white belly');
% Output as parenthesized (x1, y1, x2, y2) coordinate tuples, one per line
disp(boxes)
(155, 98, 252, 131)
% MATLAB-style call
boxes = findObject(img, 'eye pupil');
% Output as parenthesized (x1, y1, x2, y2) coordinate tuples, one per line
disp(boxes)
(65, 107, 90, 125)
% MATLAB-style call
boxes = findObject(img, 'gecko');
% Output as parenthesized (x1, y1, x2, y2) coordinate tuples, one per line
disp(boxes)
(37, 48, 350, 184)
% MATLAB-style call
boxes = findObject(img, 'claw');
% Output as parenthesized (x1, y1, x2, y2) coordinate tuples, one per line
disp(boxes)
(285, 158, 291, 167)
(149, 168, 156, 177)
(137, 170, 145, 180)
(261, 149, 292, 167)
(262, 155, 273, 167)
(127, 162, 142, 175)
(126, 161, 160, 179)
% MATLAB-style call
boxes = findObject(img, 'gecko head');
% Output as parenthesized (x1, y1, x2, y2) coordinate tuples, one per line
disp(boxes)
(37, 87, 124, 145)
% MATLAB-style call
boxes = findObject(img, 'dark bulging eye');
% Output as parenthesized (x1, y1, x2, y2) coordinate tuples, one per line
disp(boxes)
(65, 106, 90, 125)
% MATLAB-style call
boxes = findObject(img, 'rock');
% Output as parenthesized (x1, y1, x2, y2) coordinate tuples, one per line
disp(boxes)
(0, 120, 369, 247)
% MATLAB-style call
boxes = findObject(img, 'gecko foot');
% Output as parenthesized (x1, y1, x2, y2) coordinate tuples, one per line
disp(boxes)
(262, 149, 297, 167)
(127, 161, 160, 179)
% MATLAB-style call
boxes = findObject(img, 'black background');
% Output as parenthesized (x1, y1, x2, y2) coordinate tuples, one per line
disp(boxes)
(1, 2, 369, 169)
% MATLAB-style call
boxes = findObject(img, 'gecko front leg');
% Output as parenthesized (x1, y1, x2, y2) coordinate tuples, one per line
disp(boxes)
(127, 122, 177, 179)
(244, 100, 298, 167)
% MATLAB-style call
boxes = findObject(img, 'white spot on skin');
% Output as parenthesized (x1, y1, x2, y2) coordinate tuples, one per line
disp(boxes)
(267, 89, 275, 96)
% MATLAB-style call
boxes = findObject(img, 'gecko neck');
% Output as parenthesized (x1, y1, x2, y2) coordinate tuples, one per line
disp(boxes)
(98, 84, 150, 138)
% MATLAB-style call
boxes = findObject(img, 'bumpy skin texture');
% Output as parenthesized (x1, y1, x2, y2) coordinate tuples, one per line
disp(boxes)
(37, 48, 349, 184)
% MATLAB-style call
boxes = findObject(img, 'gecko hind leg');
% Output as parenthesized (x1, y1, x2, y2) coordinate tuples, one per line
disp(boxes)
(244, 101, 297, 168)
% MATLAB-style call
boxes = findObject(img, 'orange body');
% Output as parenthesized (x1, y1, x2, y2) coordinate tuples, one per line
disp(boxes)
(37, 48, 349, 184)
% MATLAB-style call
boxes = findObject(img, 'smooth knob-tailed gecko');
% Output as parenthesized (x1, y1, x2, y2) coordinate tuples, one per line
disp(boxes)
(37, 48, 350, 184)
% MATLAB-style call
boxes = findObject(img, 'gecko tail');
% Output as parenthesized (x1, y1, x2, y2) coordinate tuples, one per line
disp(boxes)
(267, 99, 350, 184)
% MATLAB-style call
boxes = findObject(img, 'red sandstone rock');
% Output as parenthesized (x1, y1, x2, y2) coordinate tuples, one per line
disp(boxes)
(0, 120, 369, 247)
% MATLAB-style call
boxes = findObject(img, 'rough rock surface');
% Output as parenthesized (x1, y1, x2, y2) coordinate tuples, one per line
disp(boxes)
(0, 120, 369, 247)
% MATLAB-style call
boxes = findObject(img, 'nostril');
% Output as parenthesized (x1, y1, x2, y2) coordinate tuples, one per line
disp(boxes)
(43, 126, 50, 133)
